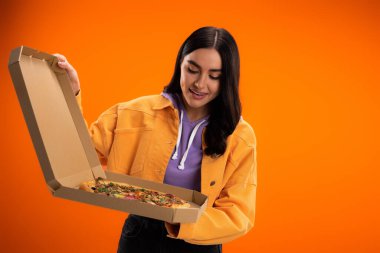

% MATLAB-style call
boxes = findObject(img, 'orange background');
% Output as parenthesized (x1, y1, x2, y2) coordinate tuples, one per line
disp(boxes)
(1, 0, 379, 252)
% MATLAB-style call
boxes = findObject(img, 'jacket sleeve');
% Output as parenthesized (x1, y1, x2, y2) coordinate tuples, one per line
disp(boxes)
(176, 138, 257, 245)
(75, 90, 118, 166)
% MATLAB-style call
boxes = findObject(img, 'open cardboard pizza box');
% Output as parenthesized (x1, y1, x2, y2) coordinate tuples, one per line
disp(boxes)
(8, 46, 208, 223)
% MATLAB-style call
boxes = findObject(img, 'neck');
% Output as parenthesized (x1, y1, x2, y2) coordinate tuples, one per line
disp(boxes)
(186, 107, 208, 122)
(179, 95, 208, 122)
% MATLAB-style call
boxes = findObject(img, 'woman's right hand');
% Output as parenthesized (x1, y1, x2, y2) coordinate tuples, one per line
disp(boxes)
(53, 53, 81, 95)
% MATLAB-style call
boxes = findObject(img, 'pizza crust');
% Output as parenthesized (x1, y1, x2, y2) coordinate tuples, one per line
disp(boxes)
(78, 180, 96, 192)
(170, 202, 191, 208)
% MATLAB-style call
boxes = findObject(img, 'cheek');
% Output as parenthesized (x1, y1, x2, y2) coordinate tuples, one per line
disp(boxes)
(210, 82, 220, 96)
(180, 72, 192, 87)
(179, 71, 186, 89)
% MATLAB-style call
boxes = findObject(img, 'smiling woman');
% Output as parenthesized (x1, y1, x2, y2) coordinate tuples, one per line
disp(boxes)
(56, 26, 257, 253)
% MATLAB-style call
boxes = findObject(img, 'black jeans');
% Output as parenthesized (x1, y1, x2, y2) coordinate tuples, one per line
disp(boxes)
(117, 214, 222, 253)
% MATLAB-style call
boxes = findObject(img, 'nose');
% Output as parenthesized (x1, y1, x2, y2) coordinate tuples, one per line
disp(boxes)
(195, 74, 207, 89)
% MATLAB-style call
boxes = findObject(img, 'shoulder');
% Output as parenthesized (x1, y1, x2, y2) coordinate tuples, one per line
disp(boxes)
(117, 94, 164, 113)
(103, 94, 174, 119)
(230, 117, 257, 149)
(96, 95, 167, 120)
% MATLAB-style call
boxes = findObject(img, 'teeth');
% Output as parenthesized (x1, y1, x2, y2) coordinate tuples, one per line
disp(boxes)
(191, 89, 205, 96)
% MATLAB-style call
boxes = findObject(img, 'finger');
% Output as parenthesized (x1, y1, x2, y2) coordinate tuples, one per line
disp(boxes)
(57, 60, 74, 69)
(53, 53, 67, 62)
(57, 61, 75, 73)
(166, 221, 180, 225)
(57, 61, 68, 69)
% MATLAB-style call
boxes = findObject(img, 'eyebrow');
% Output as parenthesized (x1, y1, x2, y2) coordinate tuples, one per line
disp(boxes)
(187, 60, 222, 72)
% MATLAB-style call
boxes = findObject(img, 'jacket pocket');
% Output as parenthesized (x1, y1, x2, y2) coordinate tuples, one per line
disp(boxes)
(113, 127, 153, 175)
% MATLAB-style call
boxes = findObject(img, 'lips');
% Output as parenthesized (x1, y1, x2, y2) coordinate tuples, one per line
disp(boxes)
(189, 88, 207, 96)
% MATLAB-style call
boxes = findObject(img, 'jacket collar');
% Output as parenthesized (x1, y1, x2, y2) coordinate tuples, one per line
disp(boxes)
(152, 92, 176, 110)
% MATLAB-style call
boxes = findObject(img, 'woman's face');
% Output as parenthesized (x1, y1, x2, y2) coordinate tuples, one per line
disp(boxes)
(180, 48, 222, 118)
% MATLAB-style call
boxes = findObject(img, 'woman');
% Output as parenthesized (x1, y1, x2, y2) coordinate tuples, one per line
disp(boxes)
(56, 26, 257, 253)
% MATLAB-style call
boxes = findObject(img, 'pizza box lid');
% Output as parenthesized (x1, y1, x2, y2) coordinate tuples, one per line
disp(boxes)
(8, 46, 208, 223)
(8, 46, 106, 191)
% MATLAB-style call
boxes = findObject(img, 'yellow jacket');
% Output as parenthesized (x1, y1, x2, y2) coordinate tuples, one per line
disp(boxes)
(76, 91, 257, 245)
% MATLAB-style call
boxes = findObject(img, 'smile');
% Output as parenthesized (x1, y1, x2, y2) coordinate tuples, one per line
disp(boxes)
(189, 88, 208, 96)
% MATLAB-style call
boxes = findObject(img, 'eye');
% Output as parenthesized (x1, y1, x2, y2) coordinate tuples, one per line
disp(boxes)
(187, 67, 199, 74)
(209, 75, 221, 80)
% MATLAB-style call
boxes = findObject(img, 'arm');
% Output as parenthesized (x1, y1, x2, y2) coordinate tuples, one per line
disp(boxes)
(75, 89, 118, 166)
(84, 101, 118, 166)
(174, 140, 257, 245)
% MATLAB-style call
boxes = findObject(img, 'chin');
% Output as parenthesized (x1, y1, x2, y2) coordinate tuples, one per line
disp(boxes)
(185, 97, 206, 108)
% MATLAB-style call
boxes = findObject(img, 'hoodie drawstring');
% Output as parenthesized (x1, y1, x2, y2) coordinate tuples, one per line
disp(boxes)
(171, 110, 206, 170)
(171, 110, 183, 160)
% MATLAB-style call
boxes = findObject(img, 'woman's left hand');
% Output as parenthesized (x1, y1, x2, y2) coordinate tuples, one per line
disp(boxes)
(164, 222, 180, 237)
(53, 53, 80, 95)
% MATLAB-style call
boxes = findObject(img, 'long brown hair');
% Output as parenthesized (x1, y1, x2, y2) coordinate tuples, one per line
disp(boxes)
(164, 26, 241, 157)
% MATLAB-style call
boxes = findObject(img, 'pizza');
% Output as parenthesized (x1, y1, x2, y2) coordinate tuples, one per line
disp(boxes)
(79, 177, 191, 208)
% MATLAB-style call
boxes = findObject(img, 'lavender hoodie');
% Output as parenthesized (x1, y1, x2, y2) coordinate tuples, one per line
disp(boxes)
(161, 92, 209, 192)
